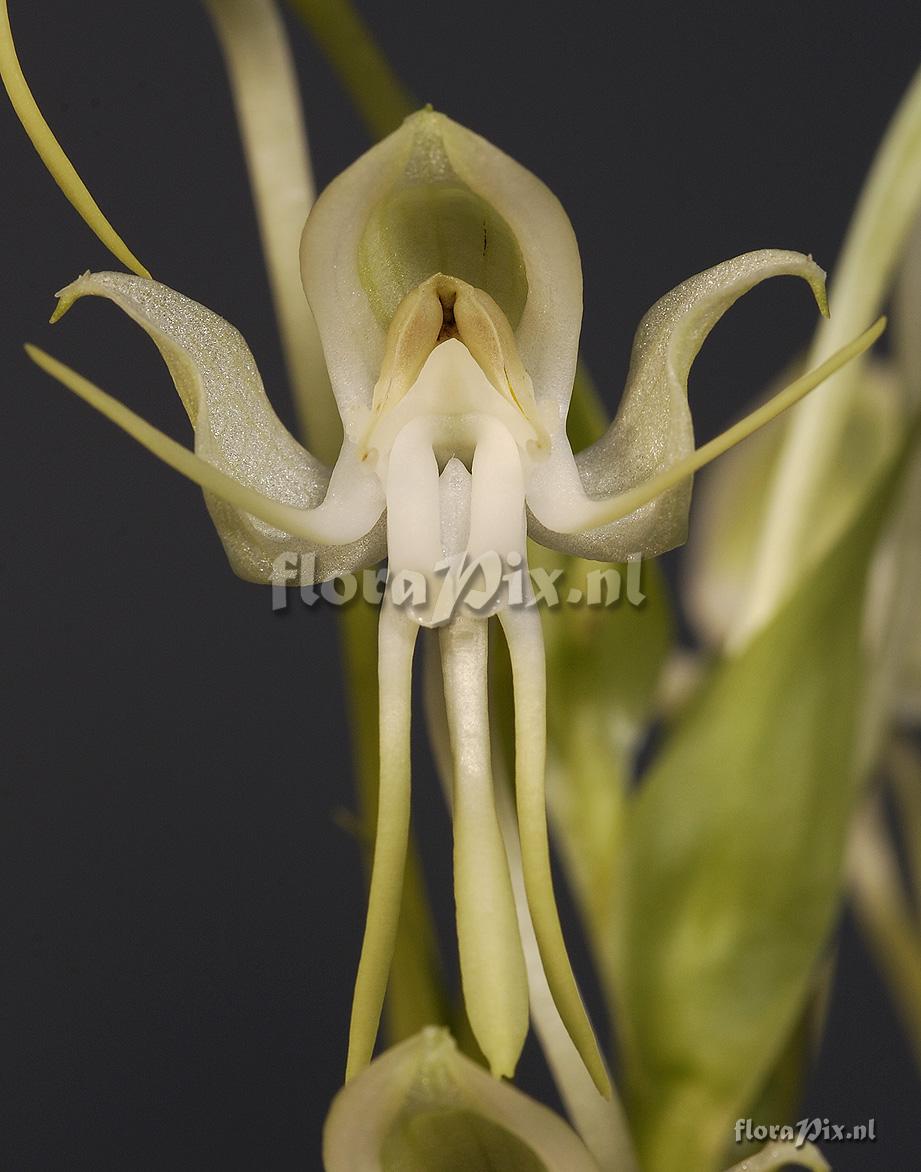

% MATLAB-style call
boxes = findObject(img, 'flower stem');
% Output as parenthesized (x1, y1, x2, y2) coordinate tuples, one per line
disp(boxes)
(286, 0, 415, 141)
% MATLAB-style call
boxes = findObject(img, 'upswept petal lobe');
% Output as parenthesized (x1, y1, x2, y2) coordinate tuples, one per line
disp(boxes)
(527, 249, 829, 561)
(47, 272, 385, 580)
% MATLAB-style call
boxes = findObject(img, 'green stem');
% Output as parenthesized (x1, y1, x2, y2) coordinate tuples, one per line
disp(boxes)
(286, 0, 415, 140)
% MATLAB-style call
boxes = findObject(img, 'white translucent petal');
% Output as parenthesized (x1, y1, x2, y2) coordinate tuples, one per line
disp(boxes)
(300, 109, 582, 439)
(438, 457, 473, 558)
(526, 249, 828, 561)
(324, 1028, 601, 1172)
(384, 415, 443, 622)
(52, 272, 384, 580)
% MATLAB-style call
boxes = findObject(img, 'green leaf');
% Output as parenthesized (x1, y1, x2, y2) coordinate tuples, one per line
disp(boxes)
(612, 423, 919, 1172)
(684, 359, 902, 648)
(735, 962, 831, 1163)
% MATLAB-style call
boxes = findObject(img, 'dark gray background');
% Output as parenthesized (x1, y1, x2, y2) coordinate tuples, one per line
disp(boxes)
(2, 2, 920, 1168)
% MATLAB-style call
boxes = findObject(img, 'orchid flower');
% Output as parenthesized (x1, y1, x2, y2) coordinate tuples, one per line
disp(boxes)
(1, 0, 886, 1101)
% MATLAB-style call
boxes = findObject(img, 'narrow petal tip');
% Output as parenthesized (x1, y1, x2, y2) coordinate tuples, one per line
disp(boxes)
(800, 254, 828, 317)
(814, 272, 830, 318)
(49, 293, 73, 326)
(49, 272, 95, 324)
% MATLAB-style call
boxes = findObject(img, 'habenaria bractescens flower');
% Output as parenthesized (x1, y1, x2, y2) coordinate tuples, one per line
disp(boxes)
(2, 3, 883, 1095)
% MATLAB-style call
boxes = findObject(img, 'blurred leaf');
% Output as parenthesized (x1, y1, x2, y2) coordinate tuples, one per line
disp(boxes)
(684, 360, 902, 648)
(540, 553, 672, 729)
(733, 961, 832, 1164)
(612, 423, 918, 1172)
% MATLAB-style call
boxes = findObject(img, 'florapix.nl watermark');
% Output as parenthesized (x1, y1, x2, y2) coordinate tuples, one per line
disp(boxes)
(734, 1117, 877, 1149)
(271, 550, 646, 619)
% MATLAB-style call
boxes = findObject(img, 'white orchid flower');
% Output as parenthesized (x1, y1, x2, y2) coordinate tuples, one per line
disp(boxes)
(1, 0, 885, 1099)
